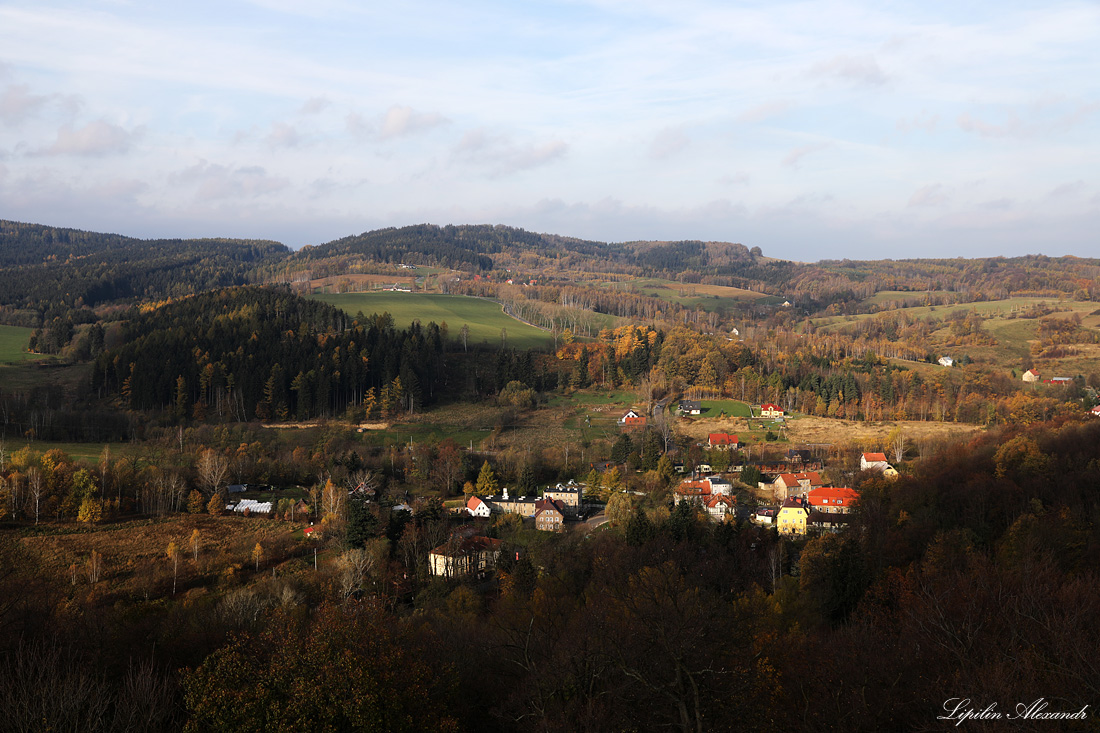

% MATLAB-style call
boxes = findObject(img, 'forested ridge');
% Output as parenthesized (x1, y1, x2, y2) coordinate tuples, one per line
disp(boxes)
(91, 288, 455, 422)
(0, 220, 288, 311)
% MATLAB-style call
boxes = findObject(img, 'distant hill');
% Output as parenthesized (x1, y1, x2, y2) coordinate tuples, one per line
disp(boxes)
(0, 220, 289, 311)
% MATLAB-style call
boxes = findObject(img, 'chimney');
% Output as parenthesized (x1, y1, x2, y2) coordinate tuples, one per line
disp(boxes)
(502, 487, 509, 500)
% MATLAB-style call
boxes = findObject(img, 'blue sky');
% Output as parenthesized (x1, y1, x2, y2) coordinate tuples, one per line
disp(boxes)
(0, 0, 1097, 260)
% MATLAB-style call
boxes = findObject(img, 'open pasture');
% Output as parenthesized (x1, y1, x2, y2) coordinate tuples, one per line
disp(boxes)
(311, 292, 554, 350)
(0, 325, 35, 364)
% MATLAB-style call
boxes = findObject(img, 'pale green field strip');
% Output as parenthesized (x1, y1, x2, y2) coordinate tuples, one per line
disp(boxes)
(311, 292, 554, 350)
(0, 325, 36, 364)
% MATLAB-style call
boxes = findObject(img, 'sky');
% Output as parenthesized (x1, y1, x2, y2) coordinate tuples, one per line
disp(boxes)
(0, 0, 1097, 261)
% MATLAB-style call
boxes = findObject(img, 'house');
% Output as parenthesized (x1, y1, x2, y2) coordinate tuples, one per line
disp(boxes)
(678, 400, 703, 415)
(808, 511, 850, 534)
(619, 409, 647, 428)
(777, 498, 810, 536)
(303, 525, 321, 539)
(1022, 369, 1040, 383)
(770, 471, 825, 501)
(1044, 377, 1073, 386)
(429, 534, 503, 578)
(786, 449, 812, 463)
(703, 495, 736, 521)
(708, 433, 739, 450)
(752, 507, 778, 526)
(466, 495, 491, 518)
(760, 403, 784, 418)
(807, 487, 860, 514)
(533, 499, 566, 532)
(486, 488, 540, 517)
(674, 479, 712, 507)
(860, 453, 890, 472)
(938, 356, 954, 367)
(542, 482, 583, 516)
(1090, 406, 1100, 418)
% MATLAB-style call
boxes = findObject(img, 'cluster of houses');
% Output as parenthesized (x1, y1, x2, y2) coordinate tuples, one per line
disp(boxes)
(464, 481, 584, 531)
(672, 474, 737, 520)
(753, 487, 861, 536)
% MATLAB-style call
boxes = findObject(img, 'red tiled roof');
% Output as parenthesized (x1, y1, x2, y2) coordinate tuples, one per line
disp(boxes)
(863, 452, 888, 462)
(466, 496, 486, 512)
(676, 480, 712, 496)
(705, 495, 735, 509)
(808, 487, 860, 508)
(761, 403, 782, 411)
(708, 433, 736, 445)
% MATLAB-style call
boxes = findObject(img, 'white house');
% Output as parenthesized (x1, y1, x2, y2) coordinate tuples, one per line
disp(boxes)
(1022, 369, 1040, 383)
(860, 453, 890, 472)
(760, 403, 784, 418)
(938, 356, 954, 367)
(466, 495, 491, 518)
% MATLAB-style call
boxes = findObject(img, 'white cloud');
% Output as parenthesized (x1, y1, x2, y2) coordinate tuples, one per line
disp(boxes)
(908, 184, 948, 208)
(736, 101, 790, 124)
(781, 143, 828, 168)
(299, 96, 331, 115)
(265, 122, 301, 148)
(809, 54, 889, 86)
(38, 120, 139, 156)
(453, 129, 568, 177)
(379, 105, 447, 139)
(169, 160, 290, 201)
(649, 126, 689, 159)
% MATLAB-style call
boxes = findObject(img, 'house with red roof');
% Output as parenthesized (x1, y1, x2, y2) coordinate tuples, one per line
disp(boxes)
(619, 409, 647, 429)
(771, 471, 825, 501)
(703, 495, 736, 521)
(1022, 369, 1040, 383)
(533, 499, 566, 532)
(860, 453, 890, 472)
(760, 403, 784, 418)
(1090, 405, 1100, 418)
(807, 487, 860, 514)
(466, 495, 491, 518)
(708, 433, 739, 450)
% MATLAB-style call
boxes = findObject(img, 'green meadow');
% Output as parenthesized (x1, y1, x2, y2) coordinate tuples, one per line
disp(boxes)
(0, 325, 35, 364)
(311, 292, 554, 350)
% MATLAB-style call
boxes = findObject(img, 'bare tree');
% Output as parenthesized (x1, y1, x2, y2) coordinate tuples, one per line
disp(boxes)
(27, 467, 43, 525)
(460, 324, 469, 352)
(890, 429, 907, 464)
(336, 547, 376, 601)
(86, 550, 103, 584)
(196, 448, 229, 497)
(189, 529, 202, 562)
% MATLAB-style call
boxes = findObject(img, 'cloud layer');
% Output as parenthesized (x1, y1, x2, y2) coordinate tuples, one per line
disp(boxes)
(0, 0, 1096, 260)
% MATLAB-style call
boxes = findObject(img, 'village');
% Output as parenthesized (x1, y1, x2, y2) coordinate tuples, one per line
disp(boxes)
(415, 398, 904, 579)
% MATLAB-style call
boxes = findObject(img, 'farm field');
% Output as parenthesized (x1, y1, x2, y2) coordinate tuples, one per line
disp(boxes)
(862, 290, 957, 306)
(698, 399, 752, 417)
(814, 297, 1098, 331)
(0, 325, 35, 363)
(592, 277, 773, 312)
(679, 414, 984, 449)
(311, 292, 554, 350)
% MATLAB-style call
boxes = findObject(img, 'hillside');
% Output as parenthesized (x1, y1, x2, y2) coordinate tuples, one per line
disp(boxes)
(0, 220, 289, 312)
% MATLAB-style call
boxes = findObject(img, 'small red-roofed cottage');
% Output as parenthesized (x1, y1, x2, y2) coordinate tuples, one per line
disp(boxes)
(1091, 406, 1100, 418)
(708, 433, 739, 450)
(760, 403, 784, 418)
(1022, 369, 1040, 383)
(466, 495, 491, 518)
(619, 409, 647, 428)
(860, 453, 890, 472)
(807, 487, 860, 514)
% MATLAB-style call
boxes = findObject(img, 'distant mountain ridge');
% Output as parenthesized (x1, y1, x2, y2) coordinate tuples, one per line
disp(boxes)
(0, 220, 289, 310)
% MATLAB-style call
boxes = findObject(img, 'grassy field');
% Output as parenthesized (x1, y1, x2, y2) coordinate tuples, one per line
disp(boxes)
(592, 277, 771, 312)
(0, 325, 36, 364)
(862, 290, 956, 306)
(311, 292, 554, 350)
(698, 399, 752, 417)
